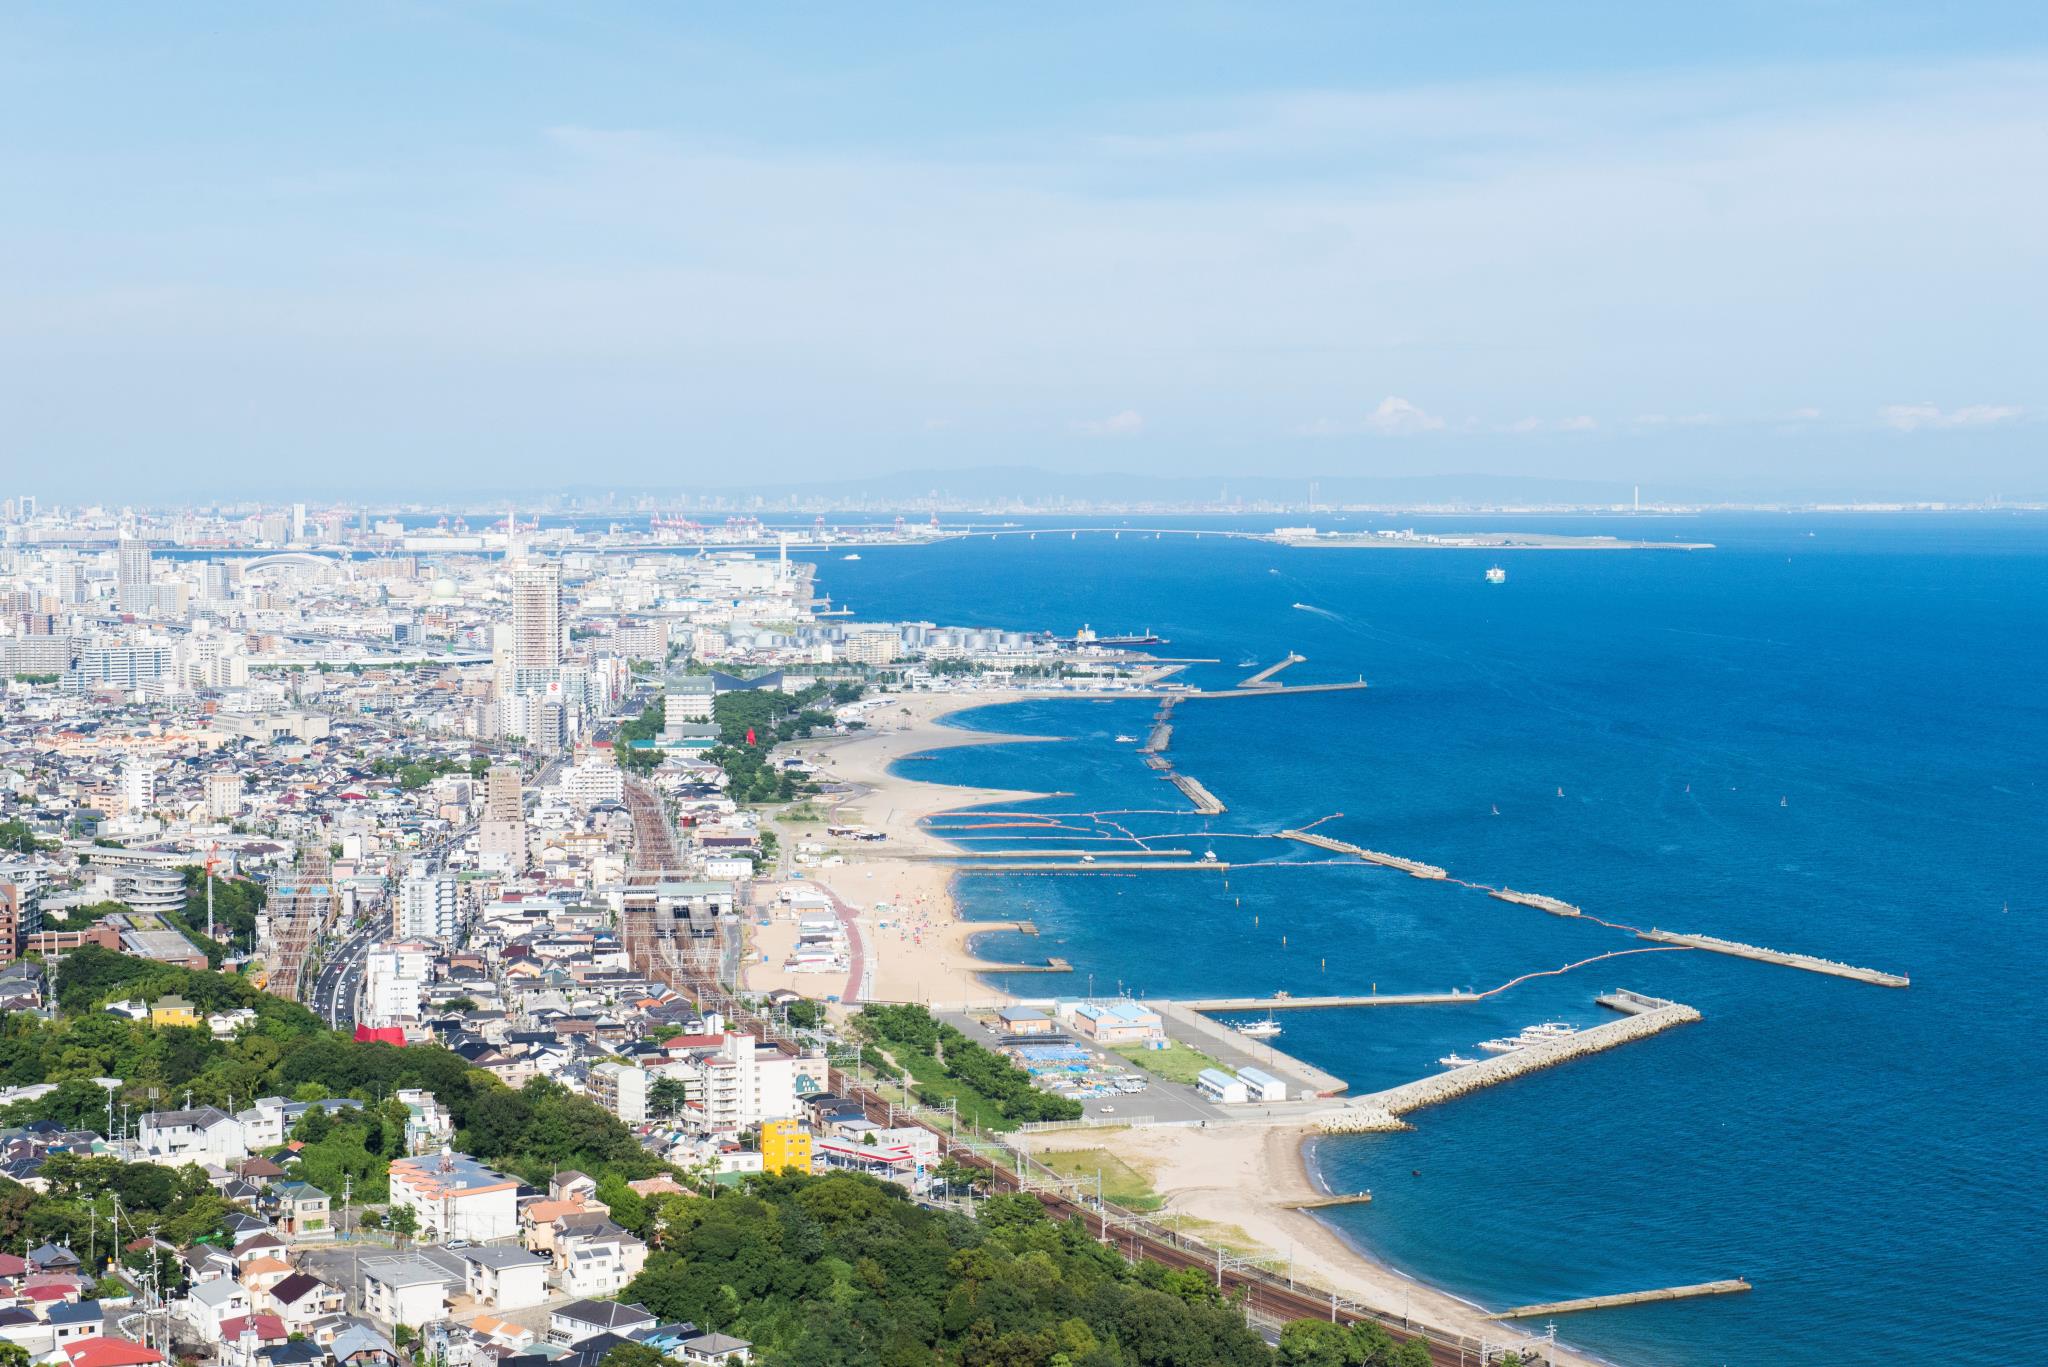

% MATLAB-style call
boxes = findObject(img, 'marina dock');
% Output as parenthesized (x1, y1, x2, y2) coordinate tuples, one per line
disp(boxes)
(1490, 888, 1583, 917)
(1319, 997, 1701, 1132)
(1639, 930, 1909, 987)
(1152, 1000, 1351, 1097)
(1239, 653, 1306, 689)
(1596, 988, 1676, 1016)
(1487, 1280, 1751, 1320)
(1279, 830, 1448, 879)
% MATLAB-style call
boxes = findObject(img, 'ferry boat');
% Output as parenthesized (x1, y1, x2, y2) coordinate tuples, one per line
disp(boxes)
(842, 553, 861, 561)
(1438, 1053, 1483, 1069)
(1485, 565, 1507, 584)
(1234, 1017, 1284, 1040)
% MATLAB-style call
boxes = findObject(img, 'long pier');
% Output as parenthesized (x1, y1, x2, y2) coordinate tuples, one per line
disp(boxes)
(1280, 830, 1448, 879)
(1185, 680, 1368, 700)
(1487, 1280, 1751, 1320)
(1318, 998, 1701, 1132)
(937, 860, 1231, 873)
(1239, 653, 1306, 689)
(1639, 930, 1909, 987)
(1181, 991, 1477, 1011)
(976, 956, 1073, 974)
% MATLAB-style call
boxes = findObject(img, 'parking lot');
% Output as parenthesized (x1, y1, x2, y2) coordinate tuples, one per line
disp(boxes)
(938, 1009, 1233, 1127)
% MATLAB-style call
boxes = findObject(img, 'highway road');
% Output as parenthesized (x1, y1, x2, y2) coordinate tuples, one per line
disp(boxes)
(310, 916, 383, 1028)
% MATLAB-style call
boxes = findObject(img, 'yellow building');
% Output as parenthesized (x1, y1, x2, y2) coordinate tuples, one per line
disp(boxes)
(759, 1118, 813, 1175)
(151, 994, 198, 1028)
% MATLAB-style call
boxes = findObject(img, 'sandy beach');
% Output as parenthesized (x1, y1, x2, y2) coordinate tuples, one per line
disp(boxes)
(1030, 1122, 1603, 1367)
(744, 688, 1068, 1008)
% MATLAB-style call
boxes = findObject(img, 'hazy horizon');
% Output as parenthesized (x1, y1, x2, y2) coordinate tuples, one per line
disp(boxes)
(5, 4, 2043, 502)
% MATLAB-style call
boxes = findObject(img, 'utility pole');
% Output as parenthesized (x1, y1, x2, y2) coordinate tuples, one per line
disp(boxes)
(342, 1173, 353, 1244)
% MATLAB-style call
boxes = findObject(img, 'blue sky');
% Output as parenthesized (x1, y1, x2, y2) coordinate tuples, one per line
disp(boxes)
(4, 3, 2044, 501)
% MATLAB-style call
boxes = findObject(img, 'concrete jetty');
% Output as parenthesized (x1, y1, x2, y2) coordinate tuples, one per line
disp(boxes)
(1279, 830, 1448, 879)
(1317, 998, 1701, 1132)
(1170, 773, 1227, 814)
(1279, 1191, 1374, 1211)
(975, 956, 1073, 974)
(1185, 680, 1368, 700)
(1596, 988, 1674, 1016)
(1239, 653, 1306, 689)
(1181, 991, 1478, 1011)
(944, 848, 1194, 858)
(1487, 1280, 1751, 1320)
(1490, 888, 1583, 917)
(1639, 929, 1909, 987)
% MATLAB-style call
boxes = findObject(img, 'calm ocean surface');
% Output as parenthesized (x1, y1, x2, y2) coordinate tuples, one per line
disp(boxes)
(812, 513, 2048, 1367)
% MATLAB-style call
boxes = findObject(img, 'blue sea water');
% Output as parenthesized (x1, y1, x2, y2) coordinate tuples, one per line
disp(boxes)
(812, 514, 2048, 1367)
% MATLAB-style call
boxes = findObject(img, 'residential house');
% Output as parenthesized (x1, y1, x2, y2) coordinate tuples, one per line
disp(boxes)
(46, 1302, 106, 1351)
(554, 1220, 647, 1299)
(460, 1247, 549, 1310)
(181, 1276, 252, 1343)
(264, 1272, 343, 1334)
(360, 1255, 453, 1328)
(149, 995, 198, 1028)
(267, 1181, 330, 1235)
(675, 1331, 754, 1365)
(329, 1325, 402, 1367)
(139, 1106, 245, 1165)
(545, 1300, 656, 1346)
(61, 1339, 166, 1367)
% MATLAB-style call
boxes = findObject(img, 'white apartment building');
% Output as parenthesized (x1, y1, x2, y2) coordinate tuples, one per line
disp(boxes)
(700, 1035, 797, 1135)
(361, 943, 433, 1025)
(563, 758, 623, 807)
(588, 1061, 649, 1123)
(395, 871, 460, 940)
(388, 1152, 520, 1242)
(204, 769, 244, 821)
(139, 1106, 247, 1166)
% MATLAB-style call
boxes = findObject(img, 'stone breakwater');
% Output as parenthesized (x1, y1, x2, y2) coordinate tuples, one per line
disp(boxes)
(1315, 1000, 1702, 1134)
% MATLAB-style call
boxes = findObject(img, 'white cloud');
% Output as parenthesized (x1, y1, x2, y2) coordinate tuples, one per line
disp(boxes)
(1076, 409, 1144, 437)
(1361, 396, 1444, 436)
(1878, 402, 2022, 431)
(1788, 407, 1823, 421)
(1299, 397, 1445, 437)
(1506, 414, 1597, 434)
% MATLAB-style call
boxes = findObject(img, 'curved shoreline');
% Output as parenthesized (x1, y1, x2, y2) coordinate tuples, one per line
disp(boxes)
(800, 689, 1620, 1366)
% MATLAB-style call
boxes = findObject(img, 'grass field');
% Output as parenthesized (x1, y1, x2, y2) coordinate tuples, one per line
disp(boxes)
(1035, 1146, 1164, 1212)
(1112, 1040, 1222, 1085)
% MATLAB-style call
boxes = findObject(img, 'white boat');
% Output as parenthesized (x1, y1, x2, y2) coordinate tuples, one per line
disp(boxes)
(1201, 848, 1219, 862)
(1476, 1036, 1526, 1054)
(1237, 657, 1259, 668)
(1114, 734, 1138, 743)
(1517, 1022, 1579, 1043)
(842, 553, 861, 561)
(1438, 1053, 1482, 1068)
(1235, 1017, 1283, 1039)
(1485, 566, 1507, 584)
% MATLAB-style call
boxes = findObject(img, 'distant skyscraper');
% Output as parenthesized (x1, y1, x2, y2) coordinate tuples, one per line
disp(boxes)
(116, 537, 152, 615)
(511, 561, 563, 675)
(484, 764, 523, 822)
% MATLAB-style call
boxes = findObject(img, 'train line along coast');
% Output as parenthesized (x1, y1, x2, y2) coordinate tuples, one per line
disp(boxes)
(759, 664, 1921, 1367)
